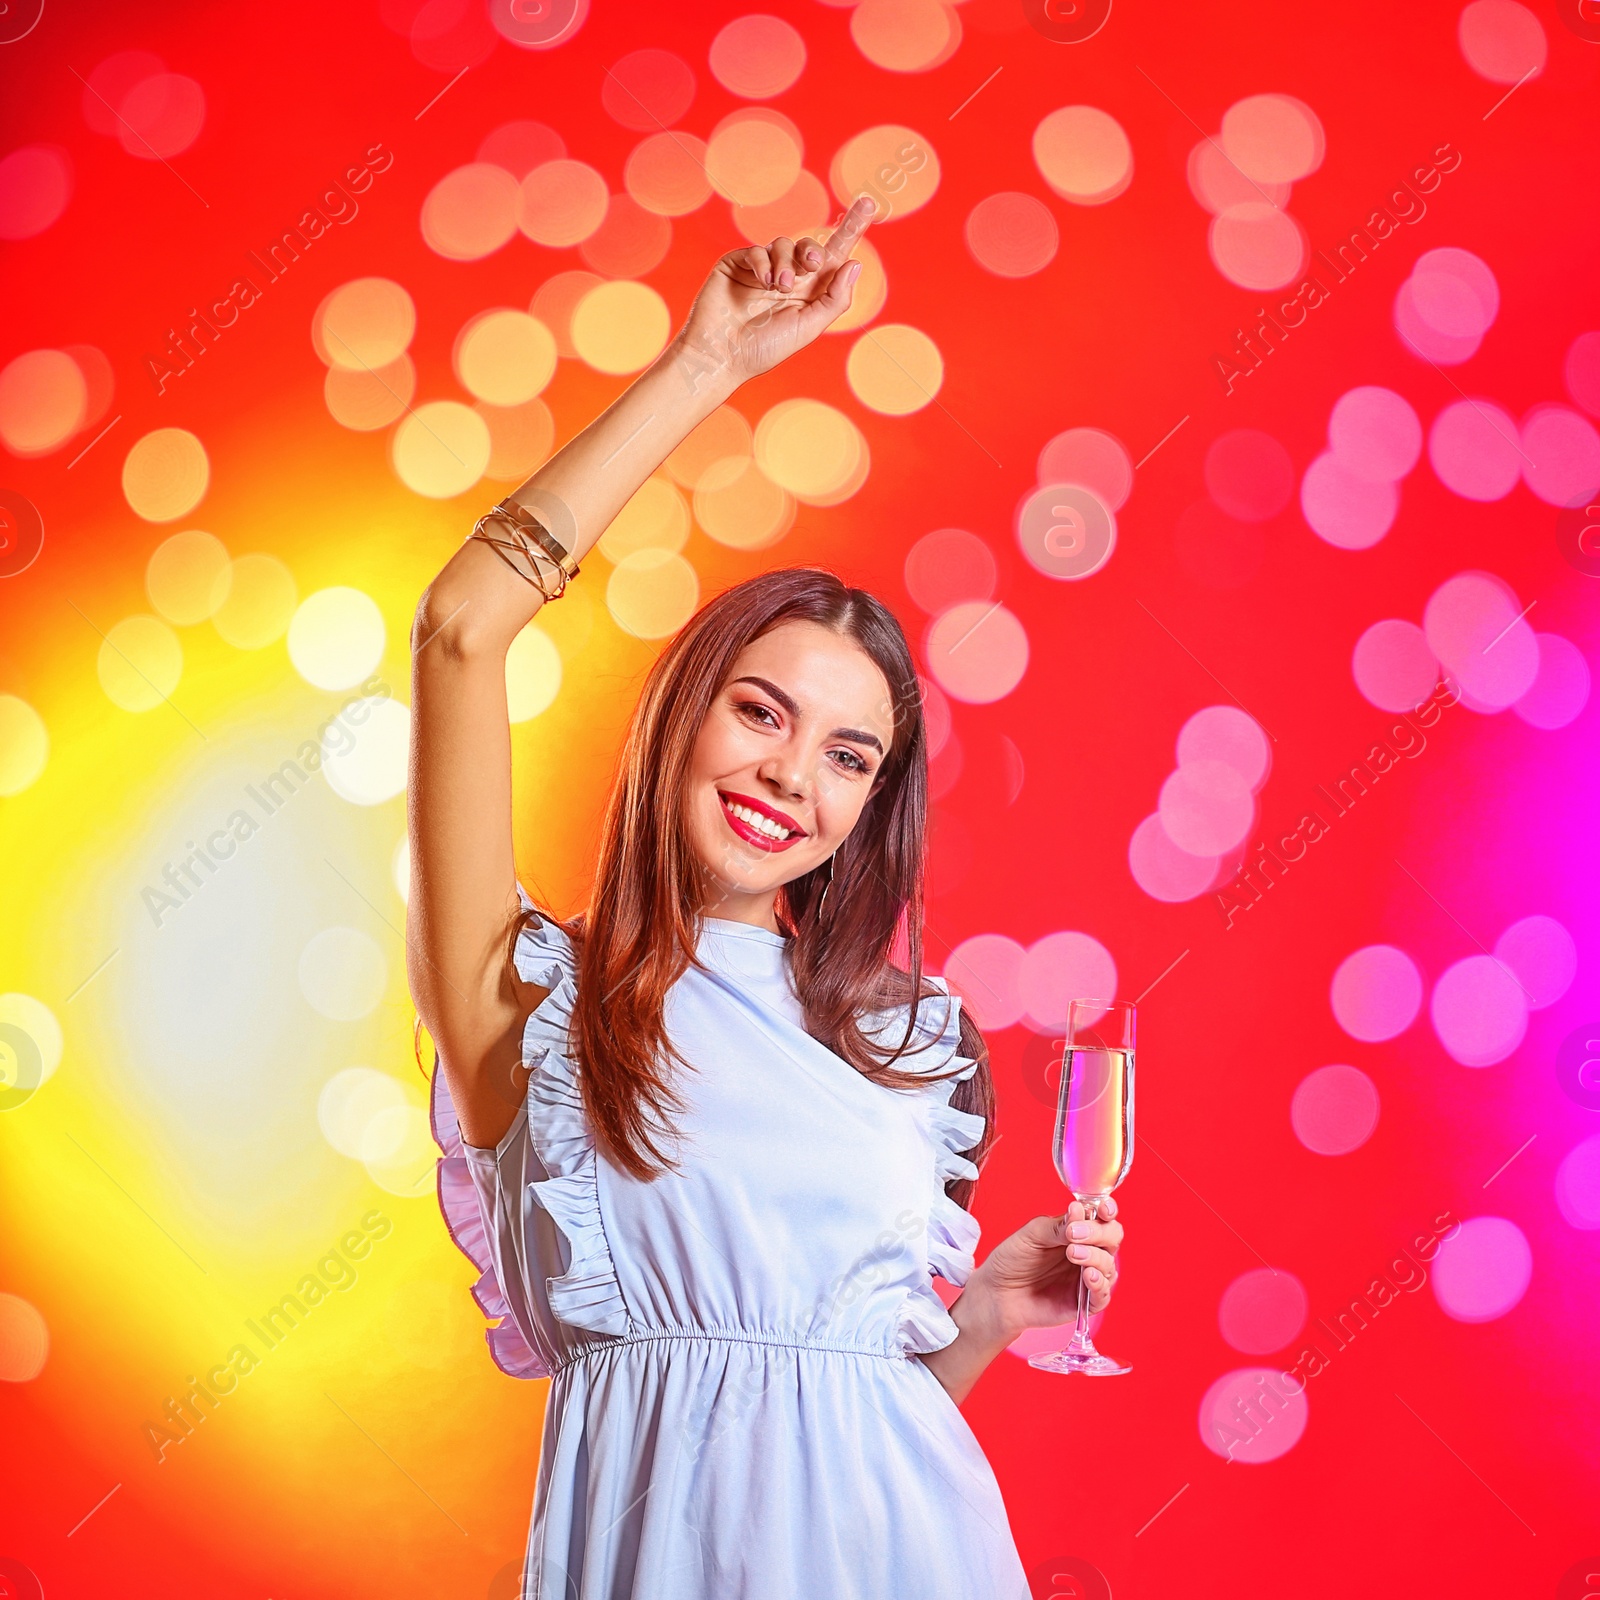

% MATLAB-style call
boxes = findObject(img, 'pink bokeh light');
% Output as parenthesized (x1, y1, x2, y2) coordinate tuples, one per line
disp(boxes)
(1291, 1064, 1381, 1155)
(1330, 945, 1423, 1042)
(1430, 1216, 1532, 1322)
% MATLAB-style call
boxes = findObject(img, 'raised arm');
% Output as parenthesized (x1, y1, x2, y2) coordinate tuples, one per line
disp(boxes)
(407, 199, 875, 1149)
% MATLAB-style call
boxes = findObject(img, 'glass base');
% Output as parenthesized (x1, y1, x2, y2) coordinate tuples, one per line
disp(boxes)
(1028, 1343, 1132, 1377)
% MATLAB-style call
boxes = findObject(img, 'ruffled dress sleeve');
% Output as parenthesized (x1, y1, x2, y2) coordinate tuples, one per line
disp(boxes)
(429, 884, 632, 1380)
(863, 976, 988, 1356)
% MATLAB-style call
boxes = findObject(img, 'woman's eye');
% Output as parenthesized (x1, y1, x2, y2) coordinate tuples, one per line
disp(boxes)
(833, 749, 868, 774)
(738, 702, 777, 726)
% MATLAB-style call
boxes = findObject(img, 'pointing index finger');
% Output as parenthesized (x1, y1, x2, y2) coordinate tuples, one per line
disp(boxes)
(822, 195, 876, 265)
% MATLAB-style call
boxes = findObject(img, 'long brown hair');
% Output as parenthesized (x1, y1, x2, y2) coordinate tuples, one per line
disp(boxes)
(517, 567, 995, 1211)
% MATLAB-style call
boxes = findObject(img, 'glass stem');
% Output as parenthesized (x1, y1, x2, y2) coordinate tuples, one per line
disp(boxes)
(1070, 1197, 1099, 1347)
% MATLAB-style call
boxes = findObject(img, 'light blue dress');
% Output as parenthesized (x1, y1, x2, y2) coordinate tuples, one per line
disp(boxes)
(431, 885, 1029, 1598)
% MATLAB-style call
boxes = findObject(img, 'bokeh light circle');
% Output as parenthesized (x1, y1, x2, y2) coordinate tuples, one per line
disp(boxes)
(421, 163, 520, 260)
(1128, 813, 1218, 903)
(1493, 915, 1576, 1010)
(392, 401, 491, 498)
(1204, 429, 1294, 522)
(146, 529, 231, 625)
(1017, 483, 1116, 581)
(318, 1066, 406, 1159)
(1519, 405, 1600, 508)
(1033, 106, 1132, 204)
(850, 0, 961, 73)
(0, 145, 73, 240)
(624, 132, 712, 217)
(925, 602, 1029, 704)
(1038, 429, 1133, 513)
(0, 1294, 49, 1382)
(312, 278, 417, 371)
(98, 616, 182, 713)
(0, 698, 48, 797)
(706, 109, 804, 206)
(1187, 140, 1291, 215)
(1017, 931, 1118, 1034)
(1291, 1064, 1380, 1155)
(122, 428, 209, 522)
(118, 73, 206, 160)
(322, 698, 410, 805)
(288, 588, 386, 691)
(1219, 94, 1325, 184)
(454, 310, 557, 405)
(506, 624, 562, 723)
(1513, 633, 1590, 731)
(1554, 1136, 1600, 1231)
(580, 193, 672, 277)
(325, 355, 417, 432)
(1158, 759, 1254, 855)
(964, 192, 1058, 278)
(904, 528, 997, 614)
(1176, 706, 1271, 791)
(831, 125, 940, 221)
(1219, 1268, 1309, 1354)
(1428, 399, 1521, 501)
(571, 281, 671, 374)
(692, 457, 795, 550)
(212, 553, 297, 650)
(1328, 387, 1422, 483)
(1351, 619, 1439, 713)
(1300, 452, 1398, 549)
(1430, 954, 1529, 1067)
(846, 324, 943, 414)
(710, 15, 807, 98)
(598, 474, 690, 563)
(754, 398, 867, 504)
(601, 48, 695, 132)
(518, 160, 608, 247)
(1199, 1368, 1308, 1463)
(478, 398, 556, 482)
(1331, 945, 1423, 1041)
(666, 404, 753, 489)
(1423, 570, 1539, 710)
(1458, 0, 1547, 83)
(1209, 203, 1308, 291)
(943, 933, 1026, 1031)
(0, 350, 86, 456)
(1430, 1216, 1531, 1322)
(606, 548, 700, 638)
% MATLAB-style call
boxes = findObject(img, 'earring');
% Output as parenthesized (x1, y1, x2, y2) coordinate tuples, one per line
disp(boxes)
(816, 852, 837, 921)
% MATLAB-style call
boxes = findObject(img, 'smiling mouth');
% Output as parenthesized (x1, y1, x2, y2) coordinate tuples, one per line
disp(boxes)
(717, 790, 806, 850)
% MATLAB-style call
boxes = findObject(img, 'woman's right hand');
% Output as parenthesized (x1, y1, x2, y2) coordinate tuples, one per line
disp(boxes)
(673, 195, 876, 392)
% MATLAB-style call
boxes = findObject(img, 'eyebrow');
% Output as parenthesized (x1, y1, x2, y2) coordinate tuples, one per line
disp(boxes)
(730, 676, 885, 756)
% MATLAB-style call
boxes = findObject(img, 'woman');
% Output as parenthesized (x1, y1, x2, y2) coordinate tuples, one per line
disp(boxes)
(409, 196, 1124, 1598)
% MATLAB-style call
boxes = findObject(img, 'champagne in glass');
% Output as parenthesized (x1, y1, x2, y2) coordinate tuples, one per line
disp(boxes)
(1029, 998, 1134, 1377)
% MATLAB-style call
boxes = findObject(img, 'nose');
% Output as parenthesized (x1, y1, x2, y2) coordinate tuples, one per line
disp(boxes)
(758, 746, 810, 801)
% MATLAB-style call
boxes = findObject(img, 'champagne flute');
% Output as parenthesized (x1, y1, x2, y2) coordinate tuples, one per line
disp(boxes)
(1029, 997, 1135, 1377)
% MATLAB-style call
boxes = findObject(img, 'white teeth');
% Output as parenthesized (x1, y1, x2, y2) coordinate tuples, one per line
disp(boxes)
(725, 799, 791, 841)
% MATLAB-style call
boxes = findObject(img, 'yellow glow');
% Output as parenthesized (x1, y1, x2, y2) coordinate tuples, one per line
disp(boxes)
(666, 404, 753, 489)
(122, 427, 209, 522)
(0, 698, 48, 795)
(599, 474, 690, 562)
(454, 310, 558, 406)
(693, 457, 796, 550)
(391, 400, 491, 499)
(754, 398, 869, 504)
(211, 553, 298, 649)
(606, 548, 700, 639)
(571, 281, 671, 375)
(311, 277, 417, 371)
(97, 615, 183, 712)
(287, 588, 387, 691)
(476, 397, 556, 482)
(505, 624, 563, 723)
(145, 529, 231, 625)
(847, 323, 943, 414)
